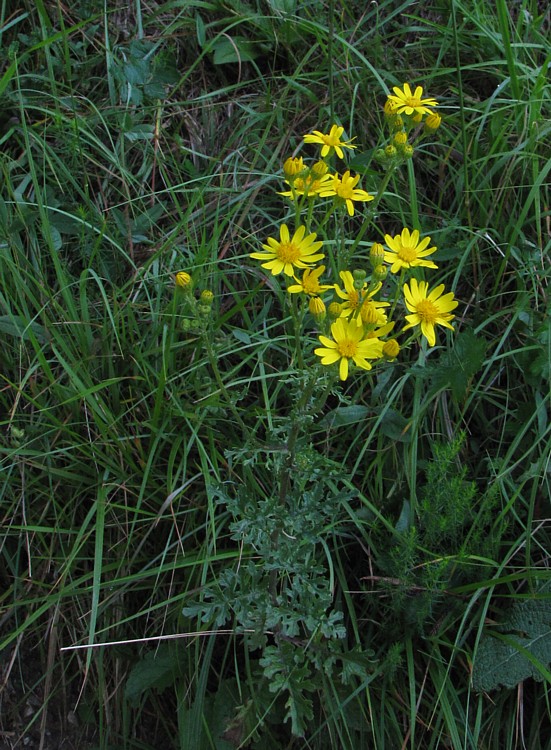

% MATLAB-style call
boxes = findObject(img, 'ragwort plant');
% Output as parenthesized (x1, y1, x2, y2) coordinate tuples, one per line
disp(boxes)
(183, 83, 460, 738)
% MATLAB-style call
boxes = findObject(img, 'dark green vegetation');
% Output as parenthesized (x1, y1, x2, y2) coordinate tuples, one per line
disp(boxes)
(0, 1, 550, 748)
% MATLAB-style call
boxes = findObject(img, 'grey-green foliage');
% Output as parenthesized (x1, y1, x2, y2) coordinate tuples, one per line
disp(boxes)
(473, 587, 551, 692)
(183, 478, 360, 736)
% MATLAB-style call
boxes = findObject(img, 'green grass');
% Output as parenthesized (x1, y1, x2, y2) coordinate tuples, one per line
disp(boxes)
(1, 0, 550, 748)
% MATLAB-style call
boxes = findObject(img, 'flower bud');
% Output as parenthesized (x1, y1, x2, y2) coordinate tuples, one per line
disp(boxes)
(384, 98, 398, 116)
(360, 301, 378, 325)
(425, 112, 442, 130)
(372, 264, 387, 281)
(283, 156, 305, 178)
(402, 144, 414, 159)
(412, 112, 423, 123)
(309, 296, 326, 321)
(384, 144, 397, 159)
(310, 160, 329, 178)
(374, 149, 386, 163)
(370, 242, 385, 267)
(200, 289, 214, 305)
(391, 115, 404, 130)
(383, 339, 400, 360)
(393, 131, 407, 146)
(328, 302, 342, 319)
(175, 271, 192, 289)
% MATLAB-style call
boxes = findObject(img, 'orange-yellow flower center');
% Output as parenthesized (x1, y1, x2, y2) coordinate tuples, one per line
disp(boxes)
(406, 96, 421, 108)
(397, 242, 418, 262)
(337, 338, 358, 358)
(415, 299, 439, 323)
(277, 242, 301, 263)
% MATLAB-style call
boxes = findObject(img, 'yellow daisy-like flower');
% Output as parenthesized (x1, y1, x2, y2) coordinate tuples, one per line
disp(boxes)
(315, 318, 384, 381)
(402, 278, 458, 347)
(303, 125, 357, 159)
(318, 171, 374, 216)
(287, 265, 332, 296)
(334, 270, 367, 318)
(384, 228, 438, 274)
(387, 83, 438, 117)
(250, 224, 324, 277)
(279, 172, 332, 199)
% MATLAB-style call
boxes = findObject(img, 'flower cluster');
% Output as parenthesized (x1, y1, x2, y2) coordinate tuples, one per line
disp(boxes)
(375, 83, 442, 168)
(174, 271, 215, 333)
(249, 87, 457, 381)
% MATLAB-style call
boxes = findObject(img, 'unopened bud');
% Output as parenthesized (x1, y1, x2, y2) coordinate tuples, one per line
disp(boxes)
(383, 339, 400, 360)
(309, 296, 326, 320)
(372, 264, 387, 281)
(360, 301, 378, 325)
(200, 289, 214, 305)
(311, 160, 329, 178)
(425, 112, 442, 130)
(393, 131, 407, 146)
(384, 144, 397, 158)
(328, 302, 342, 319)
(175, 271, 192, 289)
(283, 156, 305, 178)
(370, 242, 385, 266)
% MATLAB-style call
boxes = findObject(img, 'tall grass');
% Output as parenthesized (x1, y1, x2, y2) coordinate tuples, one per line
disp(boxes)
(1, 1, 549, 748)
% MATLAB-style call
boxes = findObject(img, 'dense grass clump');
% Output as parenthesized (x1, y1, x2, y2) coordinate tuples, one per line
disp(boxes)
(1, 1, 549, 748)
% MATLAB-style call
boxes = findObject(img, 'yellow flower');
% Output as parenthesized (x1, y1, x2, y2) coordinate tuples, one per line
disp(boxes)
(425, 112, 442, 130)
(315, 318, 384, 381)
(318, 171, 374, 216)
(387, 83, 438, 117)
(287, 265, 332, 296)
(359, 297, 389, 327)
(175, 271, 192, 288)
(250, 224, 324, 277)
(283, 156, 306, 178)
(309, 296, 326, 320)
(279, 173, 332, 199)
(334, 270, 366, 319)
(402, 278, 458, 347)
(384, 228, 438, 273)
(383, 339, 400, 360)
(303, 124, 357, 159)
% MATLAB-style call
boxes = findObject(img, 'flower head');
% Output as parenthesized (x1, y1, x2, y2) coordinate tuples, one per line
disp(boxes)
(287, 265, 332, 296)
(308, 296, 326, 320)
(334, 270, 366, 318)
(384, 228, 438, 273)
(303, 125, 357, 159)
(283, 156, 306, 178)
(315, 318, 384, 381)
(425, 112, 442, 130)
(387, 83, 438, 117)
(250, 224, 324, 277)
(402, 278, 458, 347)
(279, 172, 332, 199)
(175, 271, 192, 289)
(359, 297, 390, 326)
(318, 171, 374, 216)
